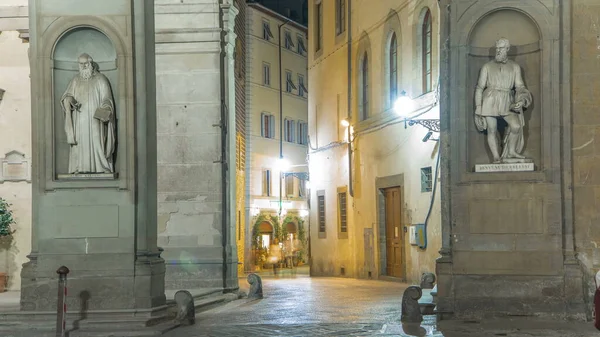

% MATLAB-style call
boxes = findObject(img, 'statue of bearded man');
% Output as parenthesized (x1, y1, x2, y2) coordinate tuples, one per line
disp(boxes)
(474, 38, 533, 164)
(61, 53, 116, 174)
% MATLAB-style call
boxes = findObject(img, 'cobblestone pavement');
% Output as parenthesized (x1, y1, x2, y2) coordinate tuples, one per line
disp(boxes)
(164, 274, 600, 337)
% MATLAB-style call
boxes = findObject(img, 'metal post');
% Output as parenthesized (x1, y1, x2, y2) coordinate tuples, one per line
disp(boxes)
(56, 266, 69, 337)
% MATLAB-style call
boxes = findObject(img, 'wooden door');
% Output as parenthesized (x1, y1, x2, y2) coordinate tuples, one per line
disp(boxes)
(384, 187, 404, 279)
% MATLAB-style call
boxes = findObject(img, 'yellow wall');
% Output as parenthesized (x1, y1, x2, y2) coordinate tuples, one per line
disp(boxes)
(308, 0, 442, 283)
(245, 5, 309, 265)
(236, 133, 246, 275)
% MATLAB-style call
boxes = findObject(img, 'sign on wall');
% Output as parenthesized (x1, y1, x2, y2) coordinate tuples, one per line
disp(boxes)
(0, 150, 31, 183)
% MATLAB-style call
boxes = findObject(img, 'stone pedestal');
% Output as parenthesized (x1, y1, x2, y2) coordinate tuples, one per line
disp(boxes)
(438, 0, 585, 320)
(20, 0, 167, 328)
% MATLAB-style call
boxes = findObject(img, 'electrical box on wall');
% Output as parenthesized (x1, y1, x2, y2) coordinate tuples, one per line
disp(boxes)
(409, 226, 417, 245)
(415, 223, 426, 249)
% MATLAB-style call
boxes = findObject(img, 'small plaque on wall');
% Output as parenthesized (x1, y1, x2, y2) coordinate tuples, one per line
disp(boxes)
(475, 162, 534, 173)
(0, 150, 31, 183)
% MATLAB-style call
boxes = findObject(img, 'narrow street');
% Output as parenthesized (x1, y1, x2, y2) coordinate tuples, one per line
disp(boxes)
(164, 273, 598, 337)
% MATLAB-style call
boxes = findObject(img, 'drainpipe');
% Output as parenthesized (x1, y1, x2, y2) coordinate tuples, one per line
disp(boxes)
(278, 20, 291, 216)
(347, 0, 353, 197)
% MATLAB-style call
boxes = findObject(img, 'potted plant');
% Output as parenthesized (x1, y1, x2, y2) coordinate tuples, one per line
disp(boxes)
(0, 197, 15, 292)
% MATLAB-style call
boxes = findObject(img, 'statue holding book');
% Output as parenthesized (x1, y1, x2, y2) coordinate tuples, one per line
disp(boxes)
(61, 53, 116, 174)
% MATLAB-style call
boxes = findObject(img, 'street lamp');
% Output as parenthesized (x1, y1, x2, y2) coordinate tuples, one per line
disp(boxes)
(393, 90, 440, 139)
(393, 90, 415, 118)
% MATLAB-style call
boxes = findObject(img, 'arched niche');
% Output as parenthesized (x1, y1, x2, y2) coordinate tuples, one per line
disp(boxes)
(258, 222, 273, 233)
(52, 27, 119, 175)
(466, 10, 541, 167)
(285, 222, 297, 234)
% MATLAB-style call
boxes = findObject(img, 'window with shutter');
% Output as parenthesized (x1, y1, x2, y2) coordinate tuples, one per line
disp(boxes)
(285, 175, 294, 197)
(263, 63, 271, 86)
(317, 191, 326, 238)
(297, 34, 307, 55)
(263, 170, 271, 196)
(262, 20, 274, 41)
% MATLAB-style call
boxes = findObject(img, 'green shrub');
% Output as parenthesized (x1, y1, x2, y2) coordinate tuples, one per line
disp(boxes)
(0, 198, 15, 237)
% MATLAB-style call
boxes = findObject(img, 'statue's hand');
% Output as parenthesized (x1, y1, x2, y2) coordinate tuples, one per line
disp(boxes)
(63, 96, 78, 110)
(513, 101, 523, 110)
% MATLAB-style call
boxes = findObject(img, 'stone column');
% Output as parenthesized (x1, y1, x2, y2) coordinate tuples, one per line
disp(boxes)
(220, 1, 240, 290)
(23, 0, 165, 319)
(435, 0, 454, 319)
(154, 0, 238, 291)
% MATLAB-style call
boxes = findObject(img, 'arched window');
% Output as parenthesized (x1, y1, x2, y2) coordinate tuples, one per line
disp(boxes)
(361, 53, 369, 120)
(422, 9, 432, 93)
(389, 33, 398, 104)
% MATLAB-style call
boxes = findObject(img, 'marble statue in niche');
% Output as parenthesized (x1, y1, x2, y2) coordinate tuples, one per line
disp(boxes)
(61, 53, 116, 174)
(474, 38, 533, 164)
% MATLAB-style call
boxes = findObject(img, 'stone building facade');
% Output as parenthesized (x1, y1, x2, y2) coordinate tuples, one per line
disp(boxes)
(234, 0, 247, 276)
(307, 0, 442, 283)
(436, 0, 600, 321)
(0, 2, 30, 290)
(0, 0, 240, 294)
(244, 2, 309, 271)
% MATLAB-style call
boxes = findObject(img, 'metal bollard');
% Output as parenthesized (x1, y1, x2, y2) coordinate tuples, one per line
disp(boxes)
(56, 266, 70, 337)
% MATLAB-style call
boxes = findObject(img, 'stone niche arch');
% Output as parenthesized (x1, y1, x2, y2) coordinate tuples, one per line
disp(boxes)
(52, 27, 119, 175)
(447, 0, 562, 183)
(466, 10, 541, 167)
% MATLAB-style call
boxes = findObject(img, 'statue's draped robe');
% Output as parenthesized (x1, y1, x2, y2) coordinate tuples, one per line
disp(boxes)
(474, 60, 532, 158)
(61, 73, 115, 173)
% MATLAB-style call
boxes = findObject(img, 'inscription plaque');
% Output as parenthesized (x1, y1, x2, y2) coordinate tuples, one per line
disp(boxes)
(475, 163, 534, 172)
(0, 150, 31, 182)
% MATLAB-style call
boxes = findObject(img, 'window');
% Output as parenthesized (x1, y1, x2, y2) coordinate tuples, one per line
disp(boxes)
(335, 0, 346, 35)
(284, 30, 295, 50)
(285, 175, 294, 197)
(317, 191, 326, 237)
(297, 121, 308, 145)
(389, 33, 398, 104)
(298, 177, 307, 198)
(338, 190, 347, 233)
(263, 63, 271, 86)
(263, 169, 272, 196)
(284, 118, 296, 142)
(261, 113, 275, 139)
(360, 53, 369, 120)
(315, 2, 323, 52)
(286, 71, 297, 93)
(263, 20, 274, 41)
(422, 9, 432, 93)
(297, 34, 307, 55)
(298, 74, 308, 97)
(421, 166, 433, 192)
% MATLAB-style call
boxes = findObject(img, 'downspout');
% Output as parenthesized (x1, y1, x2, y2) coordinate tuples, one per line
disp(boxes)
(347, 0, 353, 197)
(218, 0, 229, 290)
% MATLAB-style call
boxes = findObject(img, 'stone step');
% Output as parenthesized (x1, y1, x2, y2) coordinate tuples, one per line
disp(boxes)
(418, 288, 436, 316)
(0, 291, 238, 336)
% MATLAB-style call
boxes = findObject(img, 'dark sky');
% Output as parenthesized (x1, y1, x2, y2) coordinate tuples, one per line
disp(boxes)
(248, 0, 308, 26)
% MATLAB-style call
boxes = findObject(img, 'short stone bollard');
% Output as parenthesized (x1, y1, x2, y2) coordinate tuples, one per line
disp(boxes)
(56, 266, 70, 337)
(401, 286, 423, 323)
(174, 290, 195, 325)
(247, 273, 263, 299)
(420, 272, 436, 289)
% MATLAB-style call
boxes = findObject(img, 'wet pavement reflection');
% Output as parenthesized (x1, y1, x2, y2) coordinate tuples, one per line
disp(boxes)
(165, 270, 598, 336)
